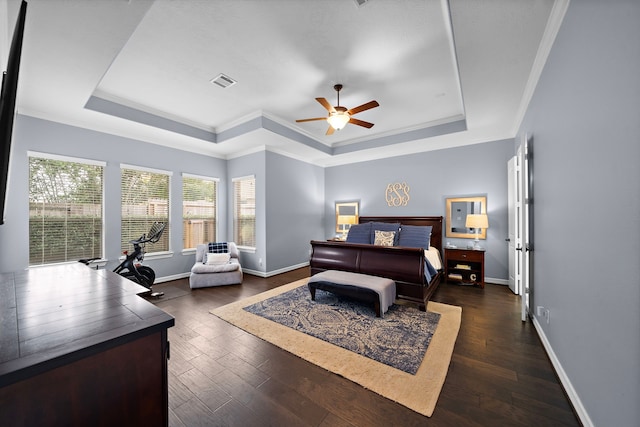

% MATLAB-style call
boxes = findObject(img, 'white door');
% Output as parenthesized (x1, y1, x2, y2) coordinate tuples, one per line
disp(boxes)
(507, 156, 521, 294)
(519, 134, 531, 322)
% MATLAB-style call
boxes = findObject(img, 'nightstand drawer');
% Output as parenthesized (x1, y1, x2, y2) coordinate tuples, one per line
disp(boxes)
(454, 250, 483, 262)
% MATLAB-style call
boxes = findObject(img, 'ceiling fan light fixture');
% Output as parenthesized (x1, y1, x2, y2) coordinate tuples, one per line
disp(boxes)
(327, 111, 350, 130)
(296, 84, 378, 134)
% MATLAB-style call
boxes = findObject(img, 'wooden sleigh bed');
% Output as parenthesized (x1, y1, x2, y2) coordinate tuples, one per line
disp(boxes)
(309, 216, 444, 311)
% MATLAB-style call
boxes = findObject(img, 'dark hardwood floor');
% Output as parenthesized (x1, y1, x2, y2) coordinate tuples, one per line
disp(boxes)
(152, 269, 581, 427)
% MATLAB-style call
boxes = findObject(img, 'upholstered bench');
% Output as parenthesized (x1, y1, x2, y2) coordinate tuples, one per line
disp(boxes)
(307, 270, 396, 317)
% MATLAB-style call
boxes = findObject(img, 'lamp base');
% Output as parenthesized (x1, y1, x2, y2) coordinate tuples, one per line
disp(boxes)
(472, 239, 483, 250)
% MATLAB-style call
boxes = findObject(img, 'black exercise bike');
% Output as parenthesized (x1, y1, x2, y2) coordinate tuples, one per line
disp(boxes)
(80, 222, 166, 297)
(113, 222, 166, 297)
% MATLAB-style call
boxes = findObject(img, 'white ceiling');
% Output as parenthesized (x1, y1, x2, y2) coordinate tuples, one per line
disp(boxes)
(6, 0, 565, 167)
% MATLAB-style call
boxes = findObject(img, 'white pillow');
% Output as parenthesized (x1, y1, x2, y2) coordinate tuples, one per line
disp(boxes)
(205, 252, 230, 265)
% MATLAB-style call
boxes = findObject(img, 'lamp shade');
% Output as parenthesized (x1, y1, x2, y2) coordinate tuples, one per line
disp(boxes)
(327, 112, 350, 130)
(337, 215, 357, 225)
(465, 214, 488, 229)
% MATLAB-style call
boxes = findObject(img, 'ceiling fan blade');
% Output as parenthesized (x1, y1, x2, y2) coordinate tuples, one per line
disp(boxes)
(347, 100, 379, 116)
(316, 97, 336, 113)
(349, 117, 375, 129)
(325, 125, 335, 136)
(296, 117, 327, 123)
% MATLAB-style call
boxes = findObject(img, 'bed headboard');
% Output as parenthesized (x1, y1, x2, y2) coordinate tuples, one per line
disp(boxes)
(358, 216, 443, 253)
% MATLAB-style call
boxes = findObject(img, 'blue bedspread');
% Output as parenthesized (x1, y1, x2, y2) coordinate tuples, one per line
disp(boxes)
(424, 257, 438, 283)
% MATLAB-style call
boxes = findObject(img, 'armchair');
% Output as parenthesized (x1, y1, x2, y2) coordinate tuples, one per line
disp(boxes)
(189, 242, 243, 289)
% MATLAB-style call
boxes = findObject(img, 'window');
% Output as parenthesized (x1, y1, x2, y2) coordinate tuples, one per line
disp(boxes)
(182, 174, 218, 249)
(233, 175, 256, 249)
(121, 165, 170, 254)
(28, 153, 104, 265)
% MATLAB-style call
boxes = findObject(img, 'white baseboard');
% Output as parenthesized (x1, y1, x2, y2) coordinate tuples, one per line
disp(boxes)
(532, 316, 593, 427)
(486, 277, 508, 286)
(155, 262, 308, 283)
(155, 272, 190, 283)
(241, 269, 266, 278)
(243, 262, 309, 278)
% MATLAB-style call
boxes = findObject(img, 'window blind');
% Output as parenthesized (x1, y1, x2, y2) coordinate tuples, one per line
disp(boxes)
(182, 174, 217, 249)
(233, 175, 256, 248)
(120, 167, 170, 254)
(28, 155, 104, 265)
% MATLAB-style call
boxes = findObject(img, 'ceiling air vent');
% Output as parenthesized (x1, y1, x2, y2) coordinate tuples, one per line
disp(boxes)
(210, 73, 237, 89)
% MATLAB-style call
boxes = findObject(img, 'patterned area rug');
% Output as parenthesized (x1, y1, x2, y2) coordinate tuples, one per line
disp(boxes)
(243, 285, 440, 374)
(210, 279, 461, 417)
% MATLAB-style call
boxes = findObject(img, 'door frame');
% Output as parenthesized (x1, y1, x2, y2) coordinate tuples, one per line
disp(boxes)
(518, 133, 532, 322)
(507, 156, 521, 295)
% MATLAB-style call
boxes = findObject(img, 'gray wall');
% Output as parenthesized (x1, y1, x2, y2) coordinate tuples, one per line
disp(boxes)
(265, 151, 324, 273)
(518, 0, 640, 425)
(0, 115, 227, 277)
(324, 139, 514, 281)
(226, 150, 325, 275)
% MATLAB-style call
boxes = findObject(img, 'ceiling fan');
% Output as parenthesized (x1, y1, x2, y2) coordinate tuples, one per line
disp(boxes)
(296, 84, 379, 135)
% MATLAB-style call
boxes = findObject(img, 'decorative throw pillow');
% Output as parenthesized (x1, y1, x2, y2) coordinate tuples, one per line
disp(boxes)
(207, 242, 228, 253)
(346, 222, 372, 244)
(369, 222, 401, 245)
(374, 230, 396, 246)
(205, 252, 231, 265)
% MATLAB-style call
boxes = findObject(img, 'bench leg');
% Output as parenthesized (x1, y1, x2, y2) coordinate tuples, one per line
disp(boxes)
(374, 300, 381, 317)
(309, 285, 316, 301)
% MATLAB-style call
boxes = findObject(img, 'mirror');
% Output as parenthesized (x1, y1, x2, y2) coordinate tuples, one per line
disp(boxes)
(335, 201, 359, 238)
(445, 196, 487, 239)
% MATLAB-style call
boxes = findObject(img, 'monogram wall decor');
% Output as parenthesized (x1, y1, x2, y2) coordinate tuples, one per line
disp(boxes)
(385, 182, 410, 207)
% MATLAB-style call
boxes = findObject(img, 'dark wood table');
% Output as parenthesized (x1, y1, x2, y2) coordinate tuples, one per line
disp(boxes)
(0, 263, 175, 427)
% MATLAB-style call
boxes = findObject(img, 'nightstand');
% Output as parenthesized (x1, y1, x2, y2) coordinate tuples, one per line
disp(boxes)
(444, 247, 485, 288)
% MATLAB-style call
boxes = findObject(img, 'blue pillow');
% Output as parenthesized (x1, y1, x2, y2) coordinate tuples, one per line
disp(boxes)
(346, 222, 372, 244)
(398, 225, 432, 249)
(369, 222, 401, 245)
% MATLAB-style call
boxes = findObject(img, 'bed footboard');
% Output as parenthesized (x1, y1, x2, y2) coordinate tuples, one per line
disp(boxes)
(309, 240, 441, 308)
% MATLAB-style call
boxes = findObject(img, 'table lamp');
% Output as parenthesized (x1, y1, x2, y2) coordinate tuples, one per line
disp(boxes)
(465, 213, 488, 250)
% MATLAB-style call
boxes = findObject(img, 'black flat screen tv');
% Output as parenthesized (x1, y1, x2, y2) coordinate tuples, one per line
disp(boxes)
(0, 0, 27, 225)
